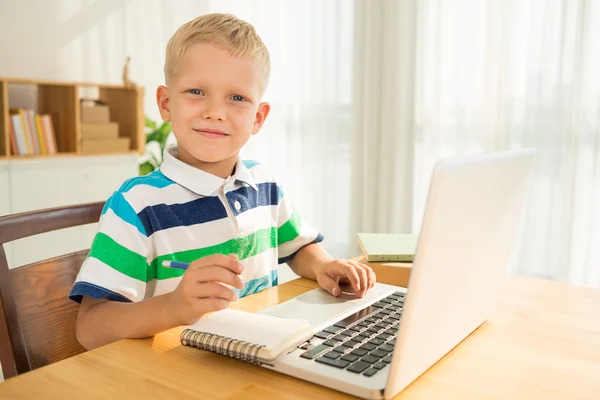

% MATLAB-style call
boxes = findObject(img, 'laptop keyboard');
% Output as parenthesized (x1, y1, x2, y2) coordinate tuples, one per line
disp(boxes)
(300, 291, 405, 378)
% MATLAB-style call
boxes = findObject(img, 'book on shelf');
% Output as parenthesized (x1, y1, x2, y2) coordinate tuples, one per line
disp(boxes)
(8, 108, 57, 156)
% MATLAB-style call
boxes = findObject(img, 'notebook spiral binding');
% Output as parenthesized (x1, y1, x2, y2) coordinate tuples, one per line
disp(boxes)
(181, 329, 266, 365)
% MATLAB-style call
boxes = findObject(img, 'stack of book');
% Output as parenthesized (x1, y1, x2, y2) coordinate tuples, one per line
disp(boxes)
(9, 108, 58, 156)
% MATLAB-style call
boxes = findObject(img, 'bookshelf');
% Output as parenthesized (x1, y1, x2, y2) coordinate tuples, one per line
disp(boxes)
(0, 78, 144, 159)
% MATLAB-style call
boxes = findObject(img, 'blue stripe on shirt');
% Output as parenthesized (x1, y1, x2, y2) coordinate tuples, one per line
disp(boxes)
(101, 191, 147, 236)
(237, 270, 279, 298)
(68, 282, 133, 304)
(226, 182, 280, 216)
(137, 196, 228, 236)
(242, 160, 261, 169)
(121, 170, 175, 191)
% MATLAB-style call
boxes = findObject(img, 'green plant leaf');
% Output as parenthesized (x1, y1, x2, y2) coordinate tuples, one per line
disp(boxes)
(139, 161, 155, 176)
(145, 116, 157, 130)
(159, 121, 172, 136)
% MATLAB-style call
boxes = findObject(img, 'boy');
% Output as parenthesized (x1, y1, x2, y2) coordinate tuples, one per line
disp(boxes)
(69, 13, 375, 350)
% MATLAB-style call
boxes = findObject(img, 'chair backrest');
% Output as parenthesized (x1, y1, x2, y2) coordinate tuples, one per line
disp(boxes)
(0, 202, 104, 379)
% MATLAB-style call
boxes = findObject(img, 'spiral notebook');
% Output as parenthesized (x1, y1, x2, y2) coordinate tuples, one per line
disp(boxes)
(181, 309, 313, 364)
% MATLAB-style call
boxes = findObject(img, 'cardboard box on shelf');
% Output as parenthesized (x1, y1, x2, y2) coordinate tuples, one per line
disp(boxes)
(81, 137, 131, 154)
(81, 100, 110, 124)
(81, 122, 119, 140)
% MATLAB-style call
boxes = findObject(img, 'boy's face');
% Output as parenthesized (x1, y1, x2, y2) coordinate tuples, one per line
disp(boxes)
(157, 43, 269, 170)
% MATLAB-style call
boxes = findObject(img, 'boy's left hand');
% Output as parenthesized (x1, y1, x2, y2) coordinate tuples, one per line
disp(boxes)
(316, 259, 376, 298)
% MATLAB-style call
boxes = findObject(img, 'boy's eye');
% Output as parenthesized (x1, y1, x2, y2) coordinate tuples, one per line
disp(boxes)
(230, 95, 246, 102)
(187, 89, 204, 95)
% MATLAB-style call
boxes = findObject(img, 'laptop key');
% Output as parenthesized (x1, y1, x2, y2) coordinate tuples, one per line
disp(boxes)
(388, 338, 396, 345)
(358, 321, 371, 328)
(333, 306, 376, 328)
(368, 338, 385, 346)
(357, 332, 372, 341)
(361, 355, 379, 364)
(347, 361, 370, 373)
(377, 333, 392, 341)
(315, 356, 351, 369)
(341, 353, 360, 362)
(380, 298, 395, 304)
(373, 361, 387, 370)
(372, 301, 387, 308)
(323, 326, 343, 334)
(300, 344, 330, 360)
(349, 325, 363, 332)
(323, 339, 339, 347)
(345, 339, 362, 348)
(379, 344, 394, 352)
(360, 343, 377, 351)
(383, 355, 393, 363)
(313, 330, 332, 340)
(350, 348, 368, 357)
(340, 329, 355, 336)
(332, 346, 346, 354)
(363, 368, 378, 377)
(370, 349, 388, 358)
(339, 344, 354, 352)
(323, 351, 341, 360)
(332, 334, 347, 341)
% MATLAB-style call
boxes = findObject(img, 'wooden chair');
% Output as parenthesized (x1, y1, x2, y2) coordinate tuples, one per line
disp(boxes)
(0, 202, 104, 379)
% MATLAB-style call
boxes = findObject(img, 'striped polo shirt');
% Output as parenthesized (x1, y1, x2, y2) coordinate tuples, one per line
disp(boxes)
(68, 146, 323, 304)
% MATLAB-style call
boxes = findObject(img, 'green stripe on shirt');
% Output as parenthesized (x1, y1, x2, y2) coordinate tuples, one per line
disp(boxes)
(88, 233, 149, 282)
(152, 227, 278, 280)
(277, 210, 302, 245)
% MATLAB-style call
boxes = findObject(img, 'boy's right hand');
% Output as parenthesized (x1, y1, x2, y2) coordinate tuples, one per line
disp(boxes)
(165, 254, 244, 325)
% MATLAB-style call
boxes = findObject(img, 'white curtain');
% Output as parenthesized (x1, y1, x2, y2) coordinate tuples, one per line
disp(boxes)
(353, 0, 600, 288)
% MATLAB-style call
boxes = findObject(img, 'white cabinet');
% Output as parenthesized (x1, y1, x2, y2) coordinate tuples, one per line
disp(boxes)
(0, 161, 14, 268)
(3, 155, 139, 268)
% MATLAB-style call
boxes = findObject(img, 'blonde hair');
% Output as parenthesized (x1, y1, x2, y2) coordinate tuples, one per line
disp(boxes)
(164, 13, 270, 93)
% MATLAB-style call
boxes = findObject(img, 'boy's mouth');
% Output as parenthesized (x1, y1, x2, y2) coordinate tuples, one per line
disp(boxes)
(193, 128, 229, 139)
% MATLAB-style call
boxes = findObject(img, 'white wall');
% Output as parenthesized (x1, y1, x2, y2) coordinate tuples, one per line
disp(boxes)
(0, 0, 217, 122)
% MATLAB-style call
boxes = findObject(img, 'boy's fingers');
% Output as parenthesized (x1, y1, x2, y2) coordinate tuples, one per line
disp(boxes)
(349, 261, 369, 296)
(189, 254, 243, 273)
(362, 263, 376, 288)
(320, 274, 341, 297)
(191, 282, 238, 302)
(350, 261, 376, 292)
(189, 266, 245, 289)
(334, 263, 361, 291)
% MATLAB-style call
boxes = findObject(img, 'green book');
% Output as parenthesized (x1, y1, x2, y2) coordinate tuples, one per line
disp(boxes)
(357, 233, 418, 262)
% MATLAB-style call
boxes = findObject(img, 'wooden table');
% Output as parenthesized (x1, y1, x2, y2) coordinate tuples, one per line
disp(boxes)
(0, 276, 599, 399)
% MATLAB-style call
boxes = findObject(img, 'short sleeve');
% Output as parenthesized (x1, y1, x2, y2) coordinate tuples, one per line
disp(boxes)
(276, 185, 324, 264)
(68, 191, 150, 303)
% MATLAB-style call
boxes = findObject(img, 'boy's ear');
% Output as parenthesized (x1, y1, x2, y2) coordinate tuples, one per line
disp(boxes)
(156, 85, 171, 122)
(252, 102, 271, 135)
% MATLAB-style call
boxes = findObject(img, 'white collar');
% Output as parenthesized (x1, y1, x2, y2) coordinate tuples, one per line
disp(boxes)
(160, 146, 257, 196)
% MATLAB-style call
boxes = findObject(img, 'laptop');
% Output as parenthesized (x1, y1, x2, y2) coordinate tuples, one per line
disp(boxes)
(258, 149, 535, 399)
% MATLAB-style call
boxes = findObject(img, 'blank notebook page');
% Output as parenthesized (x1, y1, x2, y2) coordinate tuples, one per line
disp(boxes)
(186, 309, 313, 360)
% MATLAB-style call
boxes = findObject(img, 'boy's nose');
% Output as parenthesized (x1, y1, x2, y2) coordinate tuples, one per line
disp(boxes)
(202, 101, 226, 121)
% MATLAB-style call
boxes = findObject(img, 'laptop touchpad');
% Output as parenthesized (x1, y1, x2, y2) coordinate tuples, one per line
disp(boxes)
(259, 287, 362, 327)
